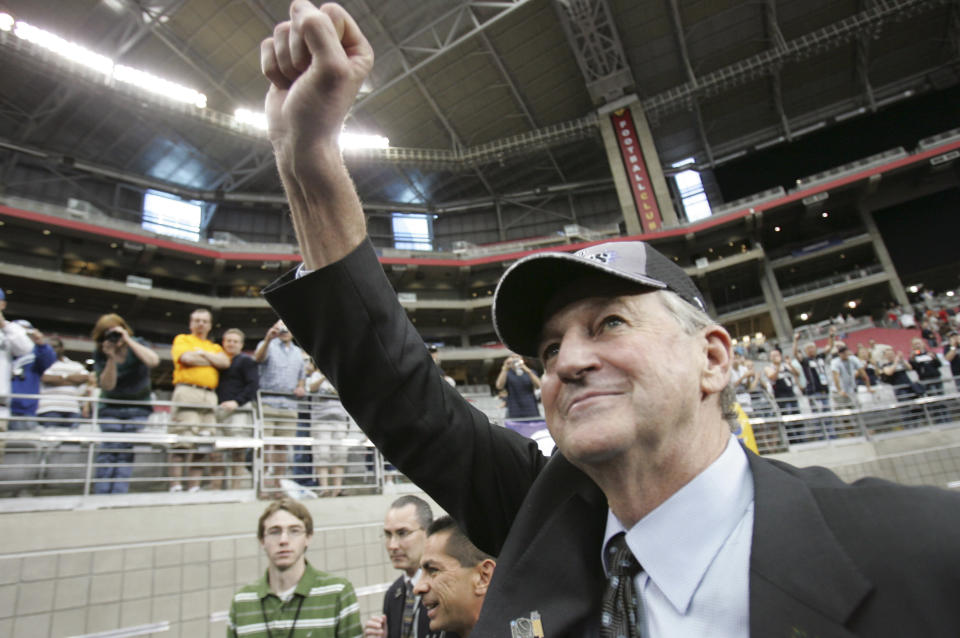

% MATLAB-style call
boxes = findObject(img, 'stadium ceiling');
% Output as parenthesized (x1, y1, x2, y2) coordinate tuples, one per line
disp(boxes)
(0, 0, 958, 214)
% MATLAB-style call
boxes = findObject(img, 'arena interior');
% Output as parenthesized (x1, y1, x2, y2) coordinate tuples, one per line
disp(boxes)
(1, 0, 960, 636)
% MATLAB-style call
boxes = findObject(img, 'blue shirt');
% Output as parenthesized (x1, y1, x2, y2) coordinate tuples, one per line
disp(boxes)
(603, 434, 754, 638)
(257, 338, 305, 409)
(11, 343, 57, 416)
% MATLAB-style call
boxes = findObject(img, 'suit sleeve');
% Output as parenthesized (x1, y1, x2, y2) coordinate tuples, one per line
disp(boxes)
(264, 238, 548, 556)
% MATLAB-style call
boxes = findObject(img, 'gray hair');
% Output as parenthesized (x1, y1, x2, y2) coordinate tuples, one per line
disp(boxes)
(656, 291, 738, 429)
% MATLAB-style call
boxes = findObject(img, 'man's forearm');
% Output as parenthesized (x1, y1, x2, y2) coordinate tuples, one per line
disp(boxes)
(277, 144, 367, 271)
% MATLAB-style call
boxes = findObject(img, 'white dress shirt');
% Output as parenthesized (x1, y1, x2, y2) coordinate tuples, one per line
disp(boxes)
(602, 434, 755, 638)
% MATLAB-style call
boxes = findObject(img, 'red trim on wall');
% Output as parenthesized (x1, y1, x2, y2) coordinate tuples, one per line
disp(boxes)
(2, 138, 958, 268)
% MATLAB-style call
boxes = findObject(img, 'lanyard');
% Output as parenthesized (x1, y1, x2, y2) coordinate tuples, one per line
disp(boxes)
(261, 594, 305, 638)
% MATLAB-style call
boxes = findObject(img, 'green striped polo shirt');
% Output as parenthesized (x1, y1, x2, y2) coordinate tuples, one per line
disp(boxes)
(227, 562, 362, 638)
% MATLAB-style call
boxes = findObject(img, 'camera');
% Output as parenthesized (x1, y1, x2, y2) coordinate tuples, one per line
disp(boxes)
(103, 330, 123, 343)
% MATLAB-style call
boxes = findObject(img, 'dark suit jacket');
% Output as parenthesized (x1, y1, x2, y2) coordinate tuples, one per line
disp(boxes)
(265, 239, 960, 637)
(383, 575, 450, 638)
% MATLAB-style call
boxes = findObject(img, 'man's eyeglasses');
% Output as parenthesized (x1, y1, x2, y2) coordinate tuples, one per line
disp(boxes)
(265, 526, 307, 539)
(382, 527, 422, 542)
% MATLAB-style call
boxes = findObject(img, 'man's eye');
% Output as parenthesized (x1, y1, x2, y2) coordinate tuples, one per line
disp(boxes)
(600, 315, 625, 329)
(540, 343, 560, 362)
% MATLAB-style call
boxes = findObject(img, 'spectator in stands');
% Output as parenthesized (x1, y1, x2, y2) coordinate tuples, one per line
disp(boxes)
(909, 337, 943, 395)
(307, 362, 349, 496)
(429, 344, 456, 387)
(217, 328, 259, 489)
(920, 318, 939, 349)
(897, 305, 916, 329)
(943, 331, 960, 381)
(169, 308, 229, 492)
(765, 347, 799, 413)
(730, 352, 757, 412)
(909, 336, 948, 424)
(868, 338, 890, 363)
(879, 350, 918, 401)
(38, 336, 92, 428)
(364, 495, 437, 638)
(9, 320, 56, 431)
(495, 355, 541, 420)
(255, 319, 306, 490)
(91, 314, 159, 494)
(413, 516, 496, 638)
(793, 330, 833, 428)
(830, 345, 873, 408)
(227, 499, 362, 638)
(0, 289, 34, 457)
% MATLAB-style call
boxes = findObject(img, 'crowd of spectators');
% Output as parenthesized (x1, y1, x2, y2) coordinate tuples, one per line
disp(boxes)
(0, 289, 371, 497)
(731, 319, 960, 444)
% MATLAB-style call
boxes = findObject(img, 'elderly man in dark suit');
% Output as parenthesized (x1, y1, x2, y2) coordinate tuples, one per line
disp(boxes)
(259, 3, 960, 637)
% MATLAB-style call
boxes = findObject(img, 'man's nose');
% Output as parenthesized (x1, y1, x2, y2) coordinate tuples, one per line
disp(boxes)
(386, 534, 400, 549)
(553, 332, 600, 381)
(413, 580, 428, 596)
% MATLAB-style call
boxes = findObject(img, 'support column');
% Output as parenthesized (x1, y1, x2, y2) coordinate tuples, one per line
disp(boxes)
(859, 205, 910, 307)
(759, 257, 793, 342)
(598, 98, 679, 235)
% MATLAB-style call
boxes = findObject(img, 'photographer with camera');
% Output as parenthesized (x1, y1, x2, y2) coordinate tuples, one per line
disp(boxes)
(494, 355, 541, 420)
(91, 314, 159, 494)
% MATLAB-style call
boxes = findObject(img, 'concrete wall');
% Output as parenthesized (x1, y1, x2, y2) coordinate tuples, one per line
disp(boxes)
(767, 423, 960, 489)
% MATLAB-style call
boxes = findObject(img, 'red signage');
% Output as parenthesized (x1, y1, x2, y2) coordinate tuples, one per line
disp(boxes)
(611, 108, 663, 233)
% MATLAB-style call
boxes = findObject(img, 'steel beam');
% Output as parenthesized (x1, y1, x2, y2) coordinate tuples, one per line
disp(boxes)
(354, 0, 534, 111)
(553, 0, 633, 104)
(666, 0, 715, 165)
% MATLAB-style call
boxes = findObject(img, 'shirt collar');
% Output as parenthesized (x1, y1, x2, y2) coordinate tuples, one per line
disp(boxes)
(406, 568, 422, 588)
(255, 561, 316, 600)
(602, 434, 754, 614)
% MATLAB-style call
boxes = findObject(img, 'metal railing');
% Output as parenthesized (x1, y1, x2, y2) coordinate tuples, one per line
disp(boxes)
(0, 390, 392, 502)
(744, 377, 960, 454)
(5, 376, 960, 505)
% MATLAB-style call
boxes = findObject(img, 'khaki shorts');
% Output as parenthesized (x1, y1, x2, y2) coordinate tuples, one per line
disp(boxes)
(261, 405, 298, 437)
(311, 417, 350, 464)
(216, 404, 255, 437)
(169, 385, 218, 445)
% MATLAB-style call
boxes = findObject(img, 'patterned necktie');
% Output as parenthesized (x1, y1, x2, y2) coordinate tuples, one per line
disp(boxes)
(401, 579, 416, 638)
(600, 533, 643, 638)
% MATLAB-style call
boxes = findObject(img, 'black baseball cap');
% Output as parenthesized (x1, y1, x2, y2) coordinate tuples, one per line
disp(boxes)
(493, 241, 707, 357)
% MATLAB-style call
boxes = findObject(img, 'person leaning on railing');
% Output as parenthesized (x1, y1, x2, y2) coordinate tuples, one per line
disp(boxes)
(91, 314, 159, 494)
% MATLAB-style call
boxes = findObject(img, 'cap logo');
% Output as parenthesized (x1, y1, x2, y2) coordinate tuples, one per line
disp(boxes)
(580, 249, 614, 264)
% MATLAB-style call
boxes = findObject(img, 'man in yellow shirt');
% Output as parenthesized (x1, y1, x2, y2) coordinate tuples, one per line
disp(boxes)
(169, 308, 229, 492)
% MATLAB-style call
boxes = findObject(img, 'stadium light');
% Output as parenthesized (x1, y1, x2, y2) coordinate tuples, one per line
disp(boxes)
(847, 300, 858, 309)
(800, 312, 809, 321)
(4, 14, 207, 108)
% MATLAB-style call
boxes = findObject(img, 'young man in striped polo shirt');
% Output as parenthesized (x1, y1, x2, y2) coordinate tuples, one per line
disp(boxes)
(228, 499, 362, 637)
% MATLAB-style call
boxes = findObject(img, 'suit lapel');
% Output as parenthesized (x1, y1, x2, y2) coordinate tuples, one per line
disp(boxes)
(748, 454, 872, 638)
(473, 453, 607, 637)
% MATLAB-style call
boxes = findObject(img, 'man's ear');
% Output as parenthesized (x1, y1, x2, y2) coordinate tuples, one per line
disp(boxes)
(701, 324, 732, 396)
(472, 559, 496, 595)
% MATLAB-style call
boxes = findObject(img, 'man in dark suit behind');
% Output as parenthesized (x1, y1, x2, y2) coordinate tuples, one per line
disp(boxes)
(365, 496, 451, 638)
(260, 4, 960, 636)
